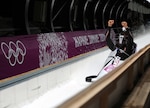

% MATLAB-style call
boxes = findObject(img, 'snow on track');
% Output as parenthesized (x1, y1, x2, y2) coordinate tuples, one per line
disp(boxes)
(22, 32, 150, 108)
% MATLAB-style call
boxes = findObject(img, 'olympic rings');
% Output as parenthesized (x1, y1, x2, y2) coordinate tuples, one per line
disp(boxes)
(1, 40, 26, 66)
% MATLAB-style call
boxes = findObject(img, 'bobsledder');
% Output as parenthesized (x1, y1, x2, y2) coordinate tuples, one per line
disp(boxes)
(106, 19, 137, 60)
(85, 20, 137, 82)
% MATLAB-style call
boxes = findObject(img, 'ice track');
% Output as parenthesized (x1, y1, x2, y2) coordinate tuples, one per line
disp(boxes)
(21, 32, 150, 108)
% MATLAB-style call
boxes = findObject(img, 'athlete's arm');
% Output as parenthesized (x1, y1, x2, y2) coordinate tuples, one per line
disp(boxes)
(105, 20, 116, 51)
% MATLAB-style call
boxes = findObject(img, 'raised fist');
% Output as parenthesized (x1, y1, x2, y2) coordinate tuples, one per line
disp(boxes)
(108, 20, 114, 27)
(121, 21, 128, 28)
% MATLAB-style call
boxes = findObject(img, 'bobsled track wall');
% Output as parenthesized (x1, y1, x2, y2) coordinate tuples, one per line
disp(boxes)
(58, 44, 150, 108)
(0, 31, 150, 108)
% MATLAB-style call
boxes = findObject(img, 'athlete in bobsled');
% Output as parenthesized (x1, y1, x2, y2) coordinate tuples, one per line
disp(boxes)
(105, 20, 137, 60)
(85, 20, 137, 82)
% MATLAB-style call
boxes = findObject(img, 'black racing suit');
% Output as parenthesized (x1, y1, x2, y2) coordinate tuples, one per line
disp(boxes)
(105, 27, 136, 60)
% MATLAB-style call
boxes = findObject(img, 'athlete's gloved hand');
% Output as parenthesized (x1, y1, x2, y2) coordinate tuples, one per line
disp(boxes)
(108, 20, 114, 27)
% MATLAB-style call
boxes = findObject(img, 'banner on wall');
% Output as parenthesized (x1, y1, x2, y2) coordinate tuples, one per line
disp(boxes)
(0, 29, 108, 80)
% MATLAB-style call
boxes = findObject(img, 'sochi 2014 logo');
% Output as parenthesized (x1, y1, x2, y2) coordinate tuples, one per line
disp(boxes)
(1, 40, 26, 66)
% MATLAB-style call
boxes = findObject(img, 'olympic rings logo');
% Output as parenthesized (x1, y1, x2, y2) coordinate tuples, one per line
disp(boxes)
(1, 40, 26, 66)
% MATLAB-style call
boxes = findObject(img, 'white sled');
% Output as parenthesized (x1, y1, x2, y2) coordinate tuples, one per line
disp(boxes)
(85, 49, 124, 82)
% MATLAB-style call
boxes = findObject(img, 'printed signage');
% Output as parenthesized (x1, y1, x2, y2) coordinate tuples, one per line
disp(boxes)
(0, 29, 108, 80)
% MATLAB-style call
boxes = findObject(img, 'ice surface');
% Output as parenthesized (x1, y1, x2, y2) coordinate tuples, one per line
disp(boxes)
(22, 32, 150, 108)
